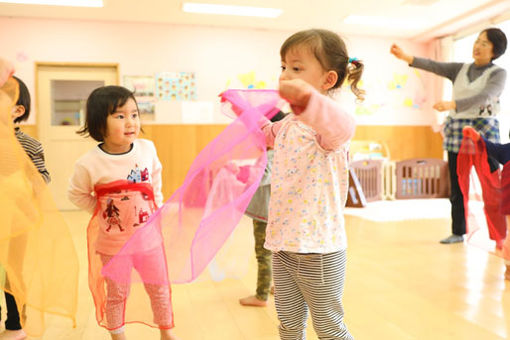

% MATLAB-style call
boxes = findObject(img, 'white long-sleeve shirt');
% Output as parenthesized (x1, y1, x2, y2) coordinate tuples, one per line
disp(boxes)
(68, 139, 163, 213)
(261, 90, 356, 253)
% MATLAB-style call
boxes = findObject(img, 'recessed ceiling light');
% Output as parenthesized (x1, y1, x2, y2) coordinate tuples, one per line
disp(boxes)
(182, 2, 282, 18)
(0, 0, 103, 7)
(343, 15, 427, 30)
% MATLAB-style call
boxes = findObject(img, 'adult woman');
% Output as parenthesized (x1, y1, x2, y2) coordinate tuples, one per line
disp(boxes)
(391, 28, 507, 245)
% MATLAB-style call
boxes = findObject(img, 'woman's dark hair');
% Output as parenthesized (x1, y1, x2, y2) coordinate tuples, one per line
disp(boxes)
(12, 76, 31, 123)
(280, 28, 365, 101)
(482, 28, 507, 60)
(77, 85, 138, 142)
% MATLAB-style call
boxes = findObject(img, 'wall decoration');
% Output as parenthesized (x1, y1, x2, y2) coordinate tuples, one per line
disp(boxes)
(155, 72, 197, 101)
(237, 71, 267, 89)
(137, 101, 156, 116)
(387, 73, 408, 90)
(123, 75, 156, 120)
(123, 75, 155, 97)
(225, 71, 273, 90)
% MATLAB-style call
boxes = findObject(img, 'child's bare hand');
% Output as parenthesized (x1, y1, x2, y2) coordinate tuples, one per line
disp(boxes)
(219, 91, 244, 116)
(463, 126, 480, 141)
(224, 162, 240, 175)
(279, 79, 313, 115)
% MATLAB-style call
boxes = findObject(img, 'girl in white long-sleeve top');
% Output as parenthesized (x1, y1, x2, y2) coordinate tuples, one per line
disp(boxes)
(260, 29, 363, 340)
(68, 86, 179, 340)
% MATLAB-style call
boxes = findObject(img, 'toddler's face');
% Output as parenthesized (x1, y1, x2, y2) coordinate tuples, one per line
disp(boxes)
(280, 45, 329, 94)
(103, 98, 140, 153)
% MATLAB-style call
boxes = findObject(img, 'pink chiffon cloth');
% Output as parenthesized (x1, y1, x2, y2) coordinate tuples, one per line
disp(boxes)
(102, 90, 285, 295)
(457, 136, 507, 254)
(89, 180, 173, 330)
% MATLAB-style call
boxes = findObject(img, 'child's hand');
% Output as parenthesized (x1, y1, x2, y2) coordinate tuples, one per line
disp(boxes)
(463, 126, 480, 141)
(224, 162, 240, 175)
(279, 79, 314, 115)
(219, 91, 244, 117)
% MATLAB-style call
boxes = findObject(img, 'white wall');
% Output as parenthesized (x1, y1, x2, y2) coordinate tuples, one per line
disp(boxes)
(1, 17, 435, 125)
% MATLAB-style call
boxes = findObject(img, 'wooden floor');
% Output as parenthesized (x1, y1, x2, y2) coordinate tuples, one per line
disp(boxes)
(9, 199, 510, 340)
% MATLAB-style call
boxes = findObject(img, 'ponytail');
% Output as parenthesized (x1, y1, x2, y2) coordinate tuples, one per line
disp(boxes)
(347, 59, 365, 102)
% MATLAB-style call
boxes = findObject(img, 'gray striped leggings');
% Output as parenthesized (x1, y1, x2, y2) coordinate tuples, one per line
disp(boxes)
(272, 250, 354, 340)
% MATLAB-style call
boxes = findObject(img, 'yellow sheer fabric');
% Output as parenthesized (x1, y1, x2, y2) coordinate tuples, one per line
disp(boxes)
(0, 78, 79, 337)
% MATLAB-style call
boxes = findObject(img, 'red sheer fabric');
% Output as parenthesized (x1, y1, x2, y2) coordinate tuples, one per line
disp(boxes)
(457, 137, 507, 252)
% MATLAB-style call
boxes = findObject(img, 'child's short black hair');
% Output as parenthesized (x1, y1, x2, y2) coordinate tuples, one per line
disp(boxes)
(12, 76, 31, 123)
(77, 85, 138, 142)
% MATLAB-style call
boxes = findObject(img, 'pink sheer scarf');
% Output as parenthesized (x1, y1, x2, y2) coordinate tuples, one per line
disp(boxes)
(102, 89, 285, 290)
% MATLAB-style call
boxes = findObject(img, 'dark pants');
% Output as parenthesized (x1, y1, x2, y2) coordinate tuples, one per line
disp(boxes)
(448, 152, 466, 236)
(1, 291, 22, 330)
(253, 219, 272, 301)
(448, 151, 499, 237)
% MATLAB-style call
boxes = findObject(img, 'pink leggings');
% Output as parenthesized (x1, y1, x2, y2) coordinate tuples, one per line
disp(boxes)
(99, 247, 173, 330)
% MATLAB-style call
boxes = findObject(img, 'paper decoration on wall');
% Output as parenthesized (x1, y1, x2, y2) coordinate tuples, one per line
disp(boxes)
(156, 72, 197, 101)
(123, 76, 155, 97)
(238, 71, 267, 89)
(123, 76, 156, 119)
(388, 73, 408, 90)
(137, 101, 156, 116)
(410, 69, 427, 108)
(403, 97, 421, 109)
(337, 59, 430, 124)
(355, 104, 381, 116)
(341, 75, 385, 117)
(387, 71, 426, 109)
(225, 71, 271, 90)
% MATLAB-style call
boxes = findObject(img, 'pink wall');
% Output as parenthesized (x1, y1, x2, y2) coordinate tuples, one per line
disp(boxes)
(0, 17, 436, 125)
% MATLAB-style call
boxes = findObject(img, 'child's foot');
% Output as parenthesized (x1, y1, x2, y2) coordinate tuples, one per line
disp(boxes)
(239, 295, 267, 307)
(110, 332, 127, 340)
(496, 239, 504, 250)
(0, 330, 27, 340)
(161, 329, 180, 340)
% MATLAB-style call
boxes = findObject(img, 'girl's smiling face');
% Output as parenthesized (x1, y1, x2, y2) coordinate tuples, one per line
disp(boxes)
(103, 98, 140, 154)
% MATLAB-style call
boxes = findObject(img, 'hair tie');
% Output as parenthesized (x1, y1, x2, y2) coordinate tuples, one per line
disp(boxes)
(348, 57, 358, 64)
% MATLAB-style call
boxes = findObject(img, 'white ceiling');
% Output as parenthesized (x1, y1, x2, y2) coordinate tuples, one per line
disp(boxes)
(0, 0, 508, 40)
